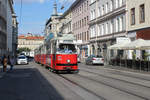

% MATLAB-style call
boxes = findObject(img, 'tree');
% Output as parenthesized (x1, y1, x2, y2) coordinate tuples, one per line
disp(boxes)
(18, 47, 31, 54)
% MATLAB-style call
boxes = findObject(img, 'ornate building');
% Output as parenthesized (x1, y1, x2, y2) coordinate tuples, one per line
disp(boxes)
(89, 0, 126, 62)
(18, 34, 44, 57)
(0, 0, 8, 56)
(0, 0, 16, 56)
(71, 0, 90, 61)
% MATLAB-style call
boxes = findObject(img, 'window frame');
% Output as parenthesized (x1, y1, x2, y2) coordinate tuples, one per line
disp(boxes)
(131, 8, 135, 25)
(139, 4, 145, 23)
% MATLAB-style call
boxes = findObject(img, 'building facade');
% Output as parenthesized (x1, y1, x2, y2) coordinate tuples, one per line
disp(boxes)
(0, 0, 16, 56)
(0, 0, 7, 56)
(18, 34, 44, 57)
(12, 13, 18, 56)
(126, 0, 150, 59)
(45, 1, 62, 38)
(127, 0, 150, 40)
(7, 0, 14, 55)
(71, 0, 90, 61)
(59, 9, 72, 34)
(89, 0, 126, 62)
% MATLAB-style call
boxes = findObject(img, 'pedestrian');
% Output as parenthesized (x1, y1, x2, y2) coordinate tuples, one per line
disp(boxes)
(10, 56, 15, 70)
(2, 55, 7, 72)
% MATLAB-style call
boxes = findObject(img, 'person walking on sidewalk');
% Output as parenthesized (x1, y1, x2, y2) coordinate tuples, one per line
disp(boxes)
(2, 55, 8, 72)
(10, 56, 15, 70)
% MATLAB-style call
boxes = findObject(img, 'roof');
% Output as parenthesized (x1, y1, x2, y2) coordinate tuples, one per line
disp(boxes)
(18, 35, 26, 39)
(18, 35, 44, 40)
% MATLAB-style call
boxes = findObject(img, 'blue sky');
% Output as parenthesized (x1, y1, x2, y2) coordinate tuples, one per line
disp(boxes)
(14, 0, 75, 35)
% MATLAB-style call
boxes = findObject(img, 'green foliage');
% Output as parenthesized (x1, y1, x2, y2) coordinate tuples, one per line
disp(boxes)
(144, 52, 149, 61)
(18, 47, 31, 54)
(132, 51, 136, 60)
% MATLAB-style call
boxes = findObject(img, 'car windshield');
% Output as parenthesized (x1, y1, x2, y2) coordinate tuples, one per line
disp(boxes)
(18, 57, 26, 59)
(57, 44, 76, 54)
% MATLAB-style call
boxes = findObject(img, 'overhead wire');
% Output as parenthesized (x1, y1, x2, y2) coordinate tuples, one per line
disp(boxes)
(60, 0, 72, 10)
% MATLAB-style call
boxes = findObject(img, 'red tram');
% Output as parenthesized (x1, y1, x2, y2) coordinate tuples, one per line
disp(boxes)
(34, 34, 79, 73)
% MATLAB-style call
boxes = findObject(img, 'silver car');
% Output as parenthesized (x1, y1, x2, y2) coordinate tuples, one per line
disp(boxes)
(17, 56, 28, 65)
(85, 55, 104, 65)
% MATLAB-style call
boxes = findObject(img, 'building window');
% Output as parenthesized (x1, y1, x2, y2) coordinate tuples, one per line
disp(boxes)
(116, 0, 119, 8)
(87, 1, 88, 10)
(102, 5, 104, 15)
(86, 31, 88, 40)
(80, 20, 81, 28)
(131, 8, 135, 25)
(139, 4, 145, 23)
(94, 9, 96, 19)
(106, 2, 109, 13)
(98, 7, 101, 16)
(106, 23, 108, 34)
(110, 0, 113, 11)
(98, 25, 100, 36)
(117, 18, 120, 32)
(80, 33, 82, 40)
(110, 20, 113, 34)
(82, 4, 83, 12)
(84, 2, 86, 11)
(101, 24, 104, 35)
(82, 33, 84, 41)
(120, 16, 123, 31)
(82, 19, 84, 27)
(90, 11, 93, 20)
(119, 0, 123, 7)
(94, 26, 96, 37)
(85, 32, 87, 41)
(116, 18, 120, 32)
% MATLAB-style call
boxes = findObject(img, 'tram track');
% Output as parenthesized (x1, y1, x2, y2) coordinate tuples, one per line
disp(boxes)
(36, 63, 150, 100)
(81, 69, 150, 89)
(57, 74, 106, 100)
(110, 71, 150, 81)
(37, 64, 106, 100)
(74, 72, 150, 100)
(82, 64, 150, 82)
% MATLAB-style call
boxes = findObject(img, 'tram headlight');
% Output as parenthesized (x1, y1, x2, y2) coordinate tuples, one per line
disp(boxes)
(67, 59, 71, 63)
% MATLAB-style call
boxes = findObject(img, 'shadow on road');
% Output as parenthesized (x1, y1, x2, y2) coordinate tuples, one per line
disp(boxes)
(0, 67, 64, 100)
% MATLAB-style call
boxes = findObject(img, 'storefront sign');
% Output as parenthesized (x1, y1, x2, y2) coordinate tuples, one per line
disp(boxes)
(116, 37, 131, 44)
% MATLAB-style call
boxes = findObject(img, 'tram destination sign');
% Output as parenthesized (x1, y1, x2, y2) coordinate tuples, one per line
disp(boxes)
(63, 40, 73, 43)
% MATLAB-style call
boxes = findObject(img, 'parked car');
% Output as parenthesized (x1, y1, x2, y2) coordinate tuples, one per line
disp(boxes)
(85, 55, 104, 65)
(17, 56, 28, 65)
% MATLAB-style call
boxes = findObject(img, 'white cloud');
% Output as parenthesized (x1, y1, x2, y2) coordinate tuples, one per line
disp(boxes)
(14, 0, 46, 4)
(39, 0, 45, 3)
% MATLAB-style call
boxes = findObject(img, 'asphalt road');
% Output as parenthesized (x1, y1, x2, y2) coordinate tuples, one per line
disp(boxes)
(0, 62, 150, 100)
